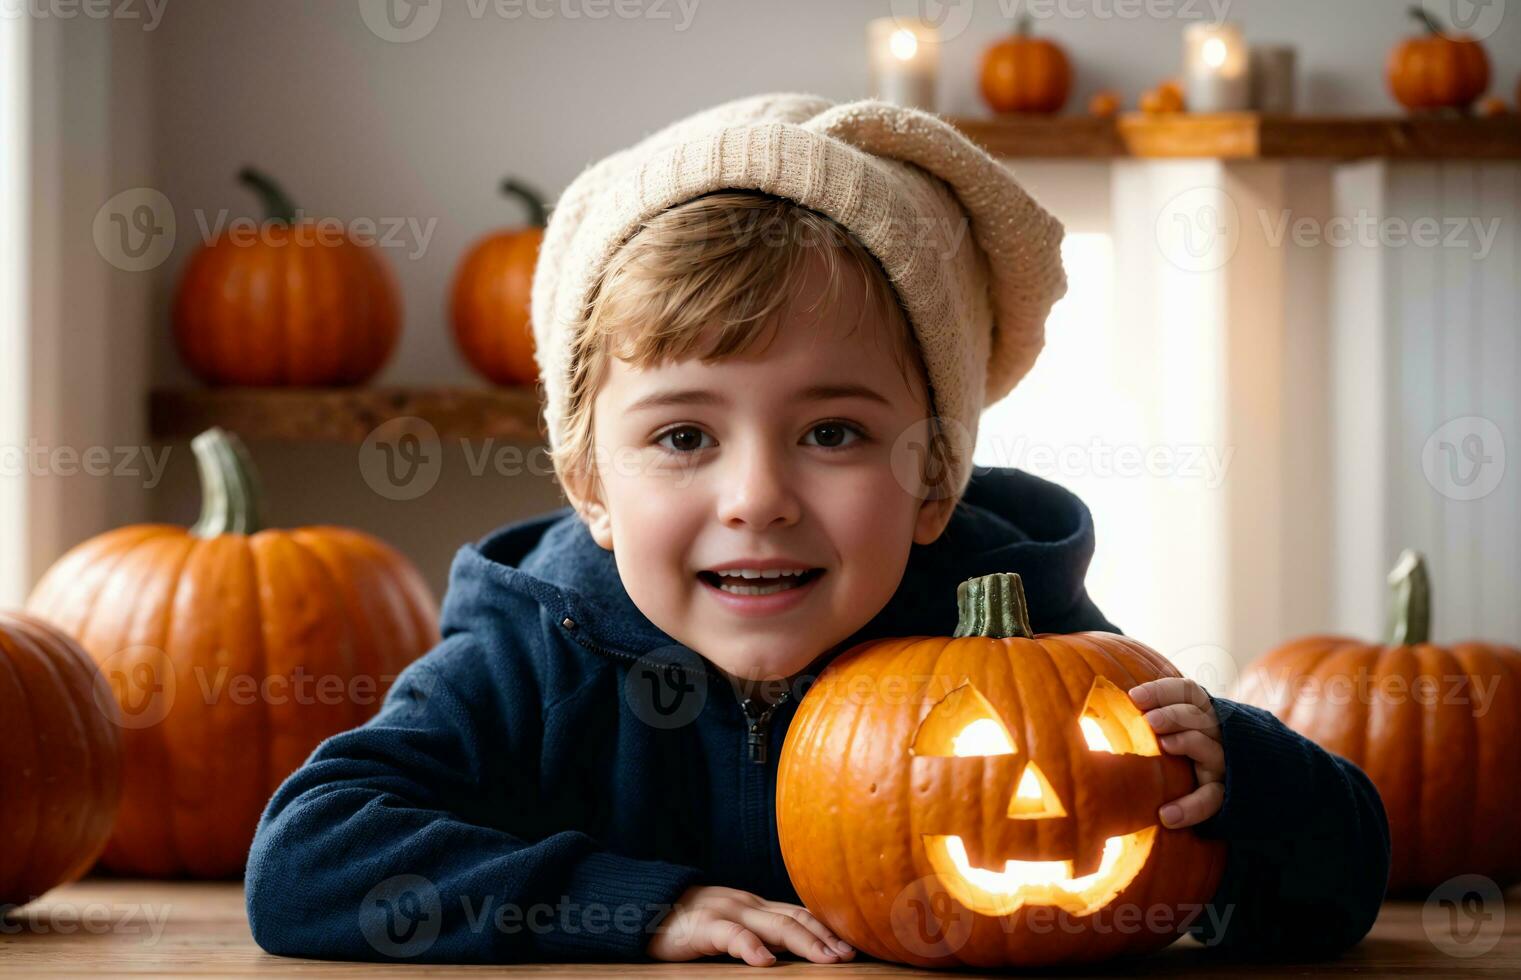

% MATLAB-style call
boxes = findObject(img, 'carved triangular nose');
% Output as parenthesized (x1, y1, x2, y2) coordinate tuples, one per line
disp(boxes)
(1007, 760, 1066, 819)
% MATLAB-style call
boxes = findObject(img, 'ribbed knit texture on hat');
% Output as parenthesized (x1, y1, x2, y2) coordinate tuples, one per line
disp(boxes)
(531, 92, 1067, 500)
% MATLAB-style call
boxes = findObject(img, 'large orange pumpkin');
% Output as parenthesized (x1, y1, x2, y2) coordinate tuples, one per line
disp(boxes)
(778, 573, 1225, 968)
(173, 168, 401, 386)
(979, 16, 1072, 115)
(450, 178, 545, 386)
(0, 611, 123, 907)
(1236, 550, 1520, 895)
(26, 428, 438, 878)
(1387, 6, 1490, 112)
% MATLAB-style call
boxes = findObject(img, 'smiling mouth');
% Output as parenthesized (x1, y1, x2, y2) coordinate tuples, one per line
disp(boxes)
(697, 569, 825, 595)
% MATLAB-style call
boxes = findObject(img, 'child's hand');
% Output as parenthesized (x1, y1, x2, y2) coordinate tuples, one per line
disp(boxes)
(1128, 678, 1225, 829)
(647, 885, 855, 967)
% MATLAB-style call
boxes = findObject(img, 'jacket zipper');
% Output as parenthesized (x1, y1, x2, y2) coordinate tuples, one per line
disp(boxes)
(560, 614, 792, 765)
(739, 690, 792, 765)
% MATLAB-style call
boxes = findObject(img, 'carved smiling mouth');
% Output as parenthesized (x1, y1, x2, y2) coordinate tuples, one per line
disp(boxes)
(922, 827, 1158, 917)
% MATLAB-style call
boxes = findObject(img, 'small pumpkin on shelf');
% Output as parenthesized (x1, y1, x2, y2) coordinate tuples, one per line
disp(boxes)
(26, 428, 439, 878)
(1478, 96, 1510, 117)
(979, 16, 1072, 115)
(450, 178, 546, 386)
(0, 611, 123, 908)
(1138, 80, 1186, 115)
(1235, 550, 1521, 895)
(778, 572, 1225, 968)
(1387, 5, 1490, 112)
(1087, 90, 1122, 118)
(173, 168, 402, 387)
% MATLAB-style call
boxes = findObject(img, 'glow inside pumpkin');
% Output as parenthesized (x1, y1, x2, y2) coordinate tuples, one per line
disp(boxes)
(914, 674, 1162, 917)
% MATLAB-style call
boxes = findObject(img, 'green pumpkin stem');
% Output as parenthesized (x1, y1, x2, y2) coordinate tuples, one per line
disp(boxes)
(1385, 549, 1432, 645)
(500, 178, 548, 228)
(189, 427, 265, 538)
(1409, 5, 1444, 36)
(954, 573, 1035, 640)
(238, 167, 299, 225)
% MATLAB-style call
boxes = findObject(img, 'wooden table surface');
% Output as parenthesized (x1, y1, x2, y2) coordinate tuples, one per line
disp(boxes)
(3, 879, 1517, 977)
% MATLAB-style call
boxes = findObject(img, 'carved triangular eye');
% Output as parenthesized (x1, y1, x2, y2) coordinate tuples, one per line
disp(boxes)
(911, 682, 1017, 757)
(1079, 676, 1160, 756)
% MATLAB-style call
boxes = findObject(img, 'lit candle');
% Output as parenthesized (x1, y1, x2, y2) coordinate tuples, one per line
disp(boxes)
(1183, 22, 1249, 113)
(868, 16, 939, 111)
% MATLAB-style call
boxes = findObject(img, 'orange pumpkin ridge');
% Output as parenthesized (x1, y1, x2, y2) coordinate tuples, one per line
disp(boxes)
(450, 178, 545, 386)
(777, 572, 1225, 968)
(25, 428, 439, 878)
(1237, 550, 1521, 894)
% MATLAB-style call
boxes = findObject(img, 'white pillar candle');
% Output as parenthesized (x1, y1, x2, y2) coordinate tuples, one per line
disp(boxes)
(867, 17, 939, 112)
(1183, 22, 1249, 113)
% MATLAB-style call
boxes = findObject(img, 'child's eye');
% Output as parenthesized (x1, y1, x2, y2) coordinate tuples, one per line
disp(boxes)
(803, 421, 867, 451)
(654, 425, 714, 454)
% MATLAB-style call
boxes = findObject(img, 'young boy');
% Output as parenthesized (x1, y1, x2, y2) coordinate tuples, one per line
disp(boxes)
(245, 94, 1390, 966)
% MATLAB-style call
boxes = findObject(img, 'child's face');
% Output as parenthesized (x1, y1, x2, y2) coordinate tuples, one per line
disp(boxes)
(581, 250, 956, 684)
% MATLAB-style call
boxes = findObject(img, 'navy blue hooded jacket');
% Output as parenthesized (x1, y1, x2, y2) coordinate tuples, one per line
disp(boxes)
(245, 467, 1390, 963)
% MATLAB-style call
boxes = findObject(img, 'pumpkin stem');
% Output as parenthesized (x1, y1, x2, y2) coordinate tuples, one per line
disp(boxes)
(190, 427, 265, 538)
(238, 167, 299, 225)
(954, 573, 1035, 640)
(1015, 13, 1033, 36)
(500, 178, 549, 228)
(1385, 549, 1432, 645)
(1409, 5, 1444, 35)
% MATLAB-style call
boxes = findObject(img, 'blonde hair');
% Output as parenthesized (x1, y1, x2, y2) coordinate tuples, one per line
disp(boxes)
(550, 190, 953, 508)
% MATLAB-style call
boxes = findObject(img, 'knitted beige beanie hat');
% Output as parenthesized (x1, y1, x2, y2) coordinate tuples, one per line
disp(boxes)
(530, 92, 1067, 501)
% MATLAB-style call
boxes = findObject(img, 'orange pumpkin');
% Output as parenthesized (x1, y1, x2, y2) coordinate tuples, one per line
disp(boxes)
(1479, 96, 1509, 117)
(1087, 90, 1121, 117)
(0, 611, 123, 907)
(979, 17, 1072, 115)
(1139, 80, 1186, 114)
(1387, 6, 1490, 112)
(450, 178, 545, 386)
(173, 168, 401, 387)
(26, 428, 438, 878)
(1235, 551, 1521, 895)
(778, 573, 1225, 968)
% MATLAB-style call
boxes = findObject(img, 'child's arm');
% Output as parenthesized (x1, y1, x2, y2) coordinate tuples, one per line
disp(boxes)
(1128, 679, 1391, 959)
(244, 633, 704, 963)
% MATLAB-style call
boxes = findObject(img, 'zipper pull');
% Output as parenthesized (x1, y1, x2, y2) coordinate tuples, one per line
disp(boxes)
(740, 691, 791, 765)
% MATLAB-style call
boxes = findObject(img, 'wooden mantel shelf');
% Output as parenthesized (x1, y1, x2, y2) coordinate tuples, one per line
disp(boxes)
(949, 112, 1521, 160)
(150, 386, 545, 444)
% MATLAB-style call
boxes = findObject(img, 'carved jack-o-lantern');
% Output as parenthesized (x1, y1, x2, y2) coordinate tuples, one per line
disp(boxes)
(777, 573, 1226, 968)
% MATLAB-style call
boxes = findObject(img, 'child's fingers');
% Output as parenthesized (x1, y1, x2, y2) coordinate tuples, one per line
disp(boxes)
(1142, 702, 1219, 737)
(738, 906, 843, 963)
(1157, 729, 1225, 776)
(763, 903, 854, 958)
(710, 919, 776, 966)
(1159, 780, 1226, 829)
(1129, 677, 1212, 710)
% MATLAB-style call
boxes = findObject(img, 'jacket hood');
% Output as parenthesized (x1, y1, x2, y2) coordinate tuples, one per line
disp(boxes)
(440, 466, 1116, 662)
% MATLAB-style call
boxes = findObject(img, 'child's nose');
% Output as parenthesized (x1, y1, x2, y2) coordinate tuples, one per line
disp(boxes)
(717, 448, 801, 530)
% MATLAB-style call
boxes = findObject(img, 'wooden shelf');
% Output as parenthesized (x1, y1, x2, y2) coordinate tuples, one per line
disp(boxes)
(949, 113, 1521, 160)
(150, 386, 545, 444)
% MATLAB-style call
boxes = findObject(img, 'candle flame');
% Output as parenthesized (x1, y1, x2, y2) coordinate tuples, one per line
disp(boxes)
(1202, 37, 1228, 68)
(889, 28, 918, 61)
